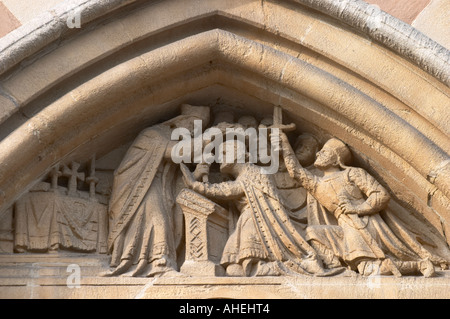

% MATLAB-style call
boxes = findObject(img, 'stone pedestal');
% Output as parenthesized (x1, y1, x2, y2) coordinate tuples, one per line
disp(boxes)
(0, 255, 449, 299)
(176, 189, 229, 277)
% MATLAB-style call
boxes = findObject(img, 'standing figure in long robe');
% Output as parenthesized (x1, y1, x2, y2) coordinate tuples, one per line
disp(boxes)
(280, 133, 450, 277)
(103, 105, 210, 277)
(180, 141, 342, 277)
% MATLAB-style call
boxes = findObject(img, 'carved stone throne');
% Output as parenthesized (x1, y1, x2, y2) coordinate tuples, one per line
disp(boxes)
(176, 189, 230, 276)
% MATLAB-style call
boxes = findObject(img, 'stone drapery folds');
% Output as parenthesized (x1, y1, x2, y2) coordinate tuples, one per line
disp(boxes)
(0, 0, 448, 298)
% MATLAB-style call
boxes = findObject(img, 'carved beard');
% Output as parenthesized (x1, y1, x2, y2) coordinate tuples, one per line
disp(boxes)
(314, 155, 337, 170)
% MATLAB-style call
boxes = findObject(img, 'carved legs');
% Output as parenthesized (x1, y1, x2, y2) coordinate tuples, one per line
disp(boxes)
(309, 240, 342, 269)
(356, 258, 435, 277)
(224, 259, 283, 277)
(308, 237, 436, 278)
(393, 259, 435, 277)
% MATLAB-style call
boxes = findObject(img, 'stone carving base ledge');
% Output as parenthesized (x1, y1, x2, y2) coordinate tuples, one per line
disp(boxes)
(0, 255, 449, 299)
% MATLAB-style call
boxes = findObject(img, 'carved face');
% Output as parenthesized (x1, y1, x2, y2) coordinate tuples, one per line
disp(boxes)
(295, 136, 318, 167)
(168, 116, 207, 135)
(218, 141, 246, 175)
(314, 145, 338, 169)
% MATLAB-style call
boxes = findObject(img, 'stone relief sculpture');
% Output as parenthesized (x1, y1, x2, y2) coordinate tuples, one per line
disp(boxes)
(176, 107, 338, 277)
(179, 142, 343, 277)
(102, 104, 210, 277)
(14, 158, 108, 254)
(8, 104, 450, 280)
(280, 131, 450, 277)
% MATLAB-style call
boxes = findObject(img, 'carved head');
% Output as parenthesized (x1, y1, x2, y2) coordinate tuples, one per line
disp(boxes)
(213, 111, 234, 125)
(218, 139, 248, 175)
(166, 104, 210, 132)
(294, 133, 319, 167)
(237, 116, 258, 130)
(180, 104, 210, 124)
(314, 138, 351, 170)
(259, 117, 273, 127)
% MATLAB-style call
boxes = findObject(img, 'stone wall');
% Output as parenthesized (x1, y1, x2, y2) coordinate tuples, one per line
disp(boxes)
(0, 0, 448, 299)
(1, 0, 448, 49)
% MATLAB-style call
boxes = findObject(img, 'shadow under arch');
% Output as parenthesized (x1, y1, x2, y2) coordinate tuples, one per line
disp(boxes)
(0, 0, 448, 244)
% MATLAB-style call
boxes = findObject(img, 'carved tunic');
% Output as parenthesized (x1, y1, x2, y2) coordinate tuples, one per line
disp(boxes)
(191, 163, 332, 276)
(107, 125, 179, 275)
(284, 149, 449, 268)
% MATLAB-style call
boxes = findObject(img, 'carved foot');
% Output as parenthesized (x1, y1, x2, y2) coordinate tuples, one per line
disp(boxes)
(99, 259, 133, 277)
(225, 264, 245, 277)
(14, 246, 26, 253)
(419, 259, 435, 278)
(252, 261, 284, 276)
(99, 270, 114, 277)
(48, 244, 59, 254)
(129, 259, 148, 277)
(147, 257, 179, 278)
(381, 258, 402, 277)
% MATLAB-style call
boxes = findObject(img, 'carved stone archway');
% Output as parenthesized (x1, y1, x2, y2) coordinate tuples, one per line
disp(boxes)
(0, 0, 448, 299)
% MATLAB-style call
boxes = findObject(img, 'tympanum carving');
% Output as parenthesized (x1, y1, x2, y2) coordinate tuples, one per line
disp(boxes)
(7, 104, 450, 279)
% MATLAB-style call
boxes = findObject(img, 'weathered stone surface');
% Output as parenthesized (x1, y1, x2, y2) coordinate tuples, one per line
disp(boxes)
(0, 255, 449, 299)
(1, 0, 64, 24)
(0, 0, 448, 299)
(365, 0, 431, 24)
(412, 0, 450, 49)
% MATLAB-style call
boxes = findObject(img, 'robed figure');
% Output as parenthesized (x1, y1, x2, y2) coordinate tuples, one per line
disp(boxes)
(103, 105, 210, 277)
(180, 141, 341, 277)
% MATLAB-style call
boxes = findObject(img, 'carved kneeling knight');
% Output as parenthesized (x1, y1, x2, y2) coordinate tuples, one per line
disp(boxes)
(281, 133, 450, 277)
(180, 140, 342, 277)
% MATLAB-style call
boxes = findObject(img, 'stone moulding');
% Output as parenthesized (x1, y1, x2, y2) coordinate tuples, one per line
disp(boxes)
(0, 1, 447, 222)
(0, 0, 137, 75)
(293, 0, 450, 85)
(0, 0, 448, 84)
(0, 25, 447, 232)
(2, 270, 450, 299)
(0, 0, 448, 299)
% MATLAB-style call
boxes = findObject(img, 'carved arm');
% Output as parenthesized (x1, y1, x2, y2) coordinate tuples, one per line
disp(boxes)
(348, 168, 390, 216)
(280, 132, 316, 192)
(180, 163, 244, 200)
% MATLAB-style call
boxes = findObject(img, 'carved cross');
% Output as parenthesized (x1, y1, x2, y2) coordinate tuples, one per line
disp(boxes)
(270, 106, 296, 153)
(271, 106, 296, 132)
(49, 164, 62, 191)
(86, 156, 99, 201)
(62, 161, 85, 196)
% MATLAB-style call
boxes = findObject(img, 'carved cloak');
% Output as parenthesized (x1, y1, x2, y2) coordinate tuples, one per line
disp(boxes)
(197, 164, 333, 276)
(107, 126, 168, 250)
(107, 125, 180, 272)
(305, 168, 450, 268)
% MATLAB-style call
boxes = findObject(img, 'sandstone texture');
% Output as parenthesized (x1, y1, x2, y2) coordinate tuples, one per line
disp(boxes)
(0, 0, 448, 299)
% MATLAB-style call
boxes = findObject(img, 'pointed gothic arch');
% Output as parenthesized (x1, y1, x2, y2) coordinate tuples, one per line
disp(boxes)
(0, 0, 448, 249)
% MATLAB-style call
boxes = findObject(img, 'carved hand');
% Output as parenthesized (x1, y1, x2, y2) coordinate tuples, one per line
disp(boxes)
(339, 200, 377, 216)
(270, 130, 289, 152)
(338, 201, 359, 215)
(180, 163, 196, 188)
(193, 163, 210, 182)
(279, 131, 290, 146)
